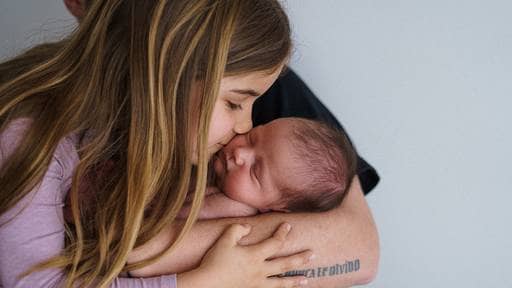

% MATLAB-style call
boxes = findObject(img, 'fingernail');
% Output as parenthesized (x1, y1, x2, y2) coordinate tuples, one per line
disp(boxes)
(283, 223, 291, 232)
(308, 253, 316, 261)
(242, 223, 251, 229)
(299, 279, 308, 286)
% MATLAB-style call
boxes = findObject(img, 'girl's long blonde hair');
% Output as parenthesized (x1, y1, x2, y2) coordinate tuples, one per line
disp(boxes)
(0, 0, 290, 287)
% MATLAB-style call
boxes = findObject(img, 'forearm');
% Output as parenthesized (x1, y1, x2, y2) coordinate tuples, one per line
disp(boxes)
(129, 177, 379, 287)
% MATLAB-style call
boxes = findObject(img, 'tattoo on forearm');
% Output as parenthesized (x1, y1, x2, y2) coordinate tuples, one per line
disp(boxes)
(282, 259, 360, 278)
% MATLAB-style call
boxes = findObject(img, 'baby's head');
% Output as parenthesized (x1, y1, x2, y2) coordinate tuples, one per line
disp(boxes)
(212, 117, 357, 213)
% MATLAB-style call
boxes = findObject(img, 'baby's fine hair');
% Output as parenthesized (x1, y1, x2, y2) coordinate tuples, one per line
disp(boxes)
(279, 118, 358, 212)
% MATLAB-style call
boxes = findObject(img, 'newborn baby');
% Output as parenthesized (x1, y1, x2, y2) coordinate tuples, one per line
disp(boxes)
(181, 117, 357, 219)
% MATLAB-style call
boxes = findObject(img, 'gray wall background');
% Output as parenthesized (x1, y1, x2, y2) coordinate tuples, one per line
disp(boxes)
(1, 0, 511, 287)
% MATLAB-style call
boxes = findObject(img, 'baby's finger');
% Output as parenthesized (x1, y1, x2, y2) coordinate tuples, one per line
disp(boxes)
(217, 223, 252, 247)
(268, 275, 309, 288)
(250, 222, 291, 256)
(268, 250, 314, 275)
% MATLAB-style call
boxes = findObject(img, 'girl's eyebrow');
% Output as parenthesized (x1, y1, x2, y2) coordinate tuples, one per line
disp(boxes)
(230, 88, 261, 97)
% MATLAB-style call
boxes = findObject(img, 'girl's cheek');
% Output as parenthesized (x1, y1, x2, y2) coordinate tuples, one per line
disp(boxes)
(209, 114, 233, 143)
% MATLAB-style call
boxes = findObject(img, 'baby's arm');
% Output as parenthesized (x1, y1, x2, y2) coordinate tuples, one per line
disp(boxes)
(178, 187, 258, 220)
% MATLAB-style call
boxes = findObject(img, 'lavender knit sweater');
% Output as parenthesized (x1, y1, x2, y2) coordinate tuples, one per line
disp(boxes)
(0, 119, 177, 287)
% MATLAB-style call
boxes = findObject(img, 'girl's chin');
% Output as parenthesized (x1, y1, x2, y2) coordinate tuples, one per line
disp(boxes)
(208, 144, 223, 158)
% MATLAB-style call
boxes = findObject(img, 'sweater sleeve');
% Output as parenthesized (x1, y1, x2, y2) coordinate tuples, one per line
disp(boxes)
(0, 119, 177, 288)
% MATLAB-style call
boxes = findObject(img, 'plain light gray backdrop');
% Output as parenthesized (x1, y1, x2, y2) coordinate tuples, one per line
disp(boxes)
(1, 0, 511, 287)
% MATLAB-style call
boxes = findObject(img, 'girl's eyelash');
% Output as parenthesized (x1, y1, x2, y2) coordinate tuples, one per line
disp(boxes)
(226, 101, 242, 110)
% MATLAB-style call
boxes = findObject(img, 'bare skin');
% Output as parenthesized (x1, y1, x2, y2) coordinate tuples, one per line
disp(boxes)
(128, 177, 379, 287)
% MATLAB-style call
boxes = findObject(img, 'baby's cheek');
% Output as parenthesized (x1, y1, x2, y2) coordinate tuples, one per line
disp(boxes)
(224, 174, 256, 204)
(222, 176, 243, 200)
(225, 178, 263, 209)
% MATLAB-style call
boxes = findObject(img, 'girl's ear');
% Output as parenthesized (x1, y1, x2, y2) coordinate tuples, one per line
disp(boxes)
(64, 0, 86, 20)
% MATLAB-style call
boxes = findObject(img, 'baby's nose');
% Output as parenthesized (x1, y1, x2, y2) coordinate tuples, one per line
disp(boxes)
(233, 147, 252, 166)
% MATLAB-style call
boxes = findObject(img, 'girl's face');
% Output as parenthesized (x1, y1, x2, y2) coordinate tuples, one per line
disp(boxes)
(194, 67, 284, 161)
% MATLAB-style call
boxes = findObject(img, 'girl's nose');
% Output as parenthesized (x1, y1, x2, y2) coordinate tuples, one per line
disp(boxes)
(234, 118, 253, 134)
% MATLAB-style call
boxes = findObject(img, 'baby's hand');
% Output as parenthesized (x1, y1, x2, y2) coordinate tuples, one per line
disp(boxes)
(178, 223, 312, 288)
(199, 191, 258, 219)
(178, 187, 258, 219)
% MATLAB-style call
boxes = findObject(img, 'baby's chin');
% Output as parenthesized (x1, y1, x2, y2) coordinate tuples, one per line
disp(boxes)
(220, 185, 240, 200)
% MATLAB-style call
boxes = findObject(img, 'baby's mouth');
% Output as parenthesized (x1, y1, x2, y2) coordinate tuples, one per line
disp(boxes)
(213, 150, 227, 180)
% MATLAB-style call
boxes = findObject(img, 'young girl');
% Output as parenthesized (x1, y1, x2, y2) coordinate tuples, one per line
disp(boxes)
(0, 0, 316, 287)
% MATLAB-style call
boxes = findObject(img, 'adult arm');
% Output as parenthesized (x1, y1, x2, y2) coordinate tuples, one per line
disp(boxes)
(129, 176, 379, 287)
(0, 119, 176, 287)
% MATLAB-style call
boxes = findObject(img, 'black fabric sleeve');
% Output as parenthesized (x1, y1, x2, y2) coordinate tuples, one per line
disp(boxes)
(252, 69, 380, 195)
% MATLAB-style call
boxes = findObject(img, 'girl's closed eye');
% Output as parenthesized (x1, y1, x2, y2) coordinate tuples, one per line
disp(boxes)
(226, 100, 242, 110)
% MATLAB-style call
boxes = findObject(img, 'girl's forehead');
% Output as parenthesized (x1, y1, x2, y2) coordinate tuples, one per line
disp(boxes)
(220, 66, 284, 95)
